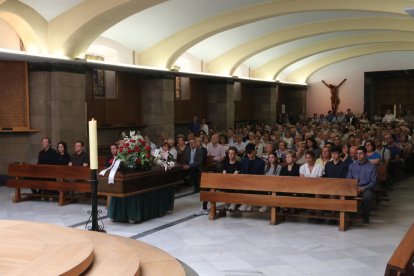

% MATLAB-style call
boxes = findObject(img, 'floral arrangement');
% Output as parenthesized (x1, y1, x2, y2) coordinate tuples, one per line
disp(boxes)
(117, 131, 152, 170)
(153, 148, 175, 171)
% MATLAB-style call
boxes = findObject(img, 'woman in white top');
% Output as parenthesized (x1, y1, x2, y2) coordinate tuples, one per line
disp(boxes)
(300, 150, 324, 177)
(300, 150, 325, 222)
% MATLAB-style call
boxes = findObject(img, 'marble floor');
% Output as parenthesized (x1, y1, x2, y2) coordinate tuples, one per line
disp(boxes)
(1, 177, 413, 276)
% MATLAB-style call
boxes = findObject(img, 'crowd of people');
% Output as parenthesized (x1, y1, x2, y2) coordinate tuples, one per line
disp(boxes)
(159, 109, 413, 224)
(36, 108, 413, 224)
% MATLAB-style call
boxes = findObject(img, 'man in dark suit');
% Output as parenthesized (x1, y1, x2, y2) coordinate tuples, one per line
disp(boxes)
(183, 138, 208, 216)
(183, 138, 203, 193)
(238, 143, 265, 211)
(344, 109, 357, 125)
(36, 137, 57, 195)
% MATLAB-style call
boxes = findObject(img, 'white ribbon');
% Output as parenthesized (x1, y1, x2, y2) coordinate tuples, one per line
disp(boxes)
(99, 158, 122, 184)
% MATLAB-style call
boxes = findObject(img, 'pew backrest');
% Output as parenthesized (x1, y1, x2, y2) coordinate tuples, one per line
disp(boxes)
(7, 163, 92, 206)
(385, 223, 414, 276)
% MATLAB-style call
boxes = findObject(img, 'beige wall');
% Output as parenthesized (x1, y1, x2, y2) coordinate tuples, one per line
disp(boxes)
(306, 51, 414, 117)
(0, 70, 87, 174)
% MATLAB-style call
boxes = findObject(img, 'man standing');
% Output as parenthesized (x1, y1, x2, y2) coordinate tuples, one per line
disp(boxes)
(184, 138, 204, 193)
(347, 146, 377, 225)
(68, 140, 89, 167)
(188, 115, 201, 134)
(185, 138, 207, 216)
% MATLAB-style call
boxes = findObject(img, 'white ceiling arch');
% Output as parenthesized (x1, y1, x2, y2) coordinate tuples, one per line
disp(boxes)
(252, 31, 414, 80)
(207, 16, 414, 76)
(286, 43, 414, 83)
(137, 0, 409, 68)
(1, 0, 414, 83)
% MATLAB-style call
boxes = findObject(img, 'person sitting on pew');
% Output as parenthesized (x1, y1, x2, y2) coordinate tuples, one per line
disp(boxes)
(38, 137, 58, 165)
(56, 141, 70, 166)
(280, 151, 300, 176)
(105, 144, 118, 167)
(222, 147, 242, 211)
(324, 146, 348, 179)
(68, 140, 89, 167)
(300, 150, 325, 223)
(231, 134, 247, 156)
(238, 143, 265, 212)
(364, 140, 381, 166)
(36, 137, 58, 195)
(344, 145, 358, 166)
(384, 134, 405, 181)
(206, 133, 226, 172)
(299, 150, 324, 178)
(259, 152, 282, 213)
(324, 146, 350, 224)
(347, 146, 377, 225)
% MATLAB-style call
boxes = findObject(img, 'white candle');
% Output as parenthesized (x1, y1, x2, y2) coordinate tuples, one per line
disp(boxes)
(88, 119, 98, 170)
(393, 104, 397, 118)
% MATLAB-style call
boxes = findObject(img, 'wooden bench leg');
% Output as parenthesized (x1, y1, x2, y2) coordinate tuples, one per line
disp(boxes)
(209, 202, 216, 220)
(14, 188, 22, 203)
(270, 192, 278, 225)
(58, 191, 65, 206)
(270, 207, 277, 225)
(339, 211, 346, 231)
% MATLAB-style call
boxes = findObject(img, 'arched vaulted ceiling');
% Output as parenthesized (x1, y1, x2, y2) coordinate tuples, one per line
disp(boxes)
(1, 0, 414, 83)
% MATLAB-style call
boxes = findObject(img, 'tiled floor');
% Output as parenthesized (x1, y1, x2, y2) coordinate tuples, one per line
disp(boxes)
(1, 177, 413, 276)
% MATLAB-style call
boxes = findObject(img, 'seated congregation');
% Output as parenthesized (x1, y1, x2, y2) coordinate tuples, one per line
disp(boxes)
(177, 109, 413, 228)
(7, 108, 413, 228)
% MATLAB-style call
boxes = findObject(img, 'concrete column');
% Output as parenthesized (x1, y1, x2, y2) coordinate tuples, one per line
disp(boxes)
(141, 77, 175, 145)
(206, 82, 234, 131)
(50, 71, 87, 152)
(29, 71, 87, 154)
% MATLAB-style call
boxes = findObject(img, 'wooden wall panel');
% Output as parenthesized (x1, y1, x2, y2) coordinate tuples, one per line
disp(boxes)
(86, 71, 142, 127)
(371, 74, 414, 116)
(277, 85, 306, 116)
(0, 61, 29, 129)
(234, 84, 254, 122)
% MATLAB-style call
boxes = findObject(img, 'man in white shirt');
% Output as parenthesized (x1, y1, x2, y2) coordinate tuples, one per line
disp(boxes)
(382, 109, 395, 124)
(206, 133, 226, 171)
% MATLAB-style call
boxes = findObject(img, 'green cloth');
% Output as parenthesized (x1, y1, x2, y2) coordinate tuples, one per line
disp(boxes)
(108, 187, 175, 222)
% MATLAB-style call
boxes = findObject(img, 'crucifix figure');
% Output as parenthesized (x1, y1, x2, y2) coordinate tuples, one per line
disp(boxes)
(322, 78, 346, 115)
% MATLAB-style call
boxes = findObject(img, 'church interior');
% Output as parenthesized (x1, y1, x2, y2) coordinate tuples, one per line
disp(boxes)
(0, 1, 414, 275)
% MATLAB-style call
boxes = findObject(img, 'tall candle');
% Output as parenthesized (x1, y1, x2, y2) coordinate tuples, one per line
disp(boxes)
(393, 104, 397, 118)
(88, 119, 98, 170)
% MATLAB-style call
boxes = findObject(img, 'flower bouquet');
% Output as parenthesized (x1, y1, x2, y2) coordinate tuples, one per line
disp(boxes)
(117, 131, 152, 171)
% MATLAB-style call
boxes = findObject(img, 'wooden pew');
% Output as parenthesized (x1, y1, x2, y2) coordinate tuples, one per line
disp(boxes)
(7, 163, 91, 206)
(200, 173, 358, 231)
(385, 222, 414, 276)
(375, 164, 390, 204)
